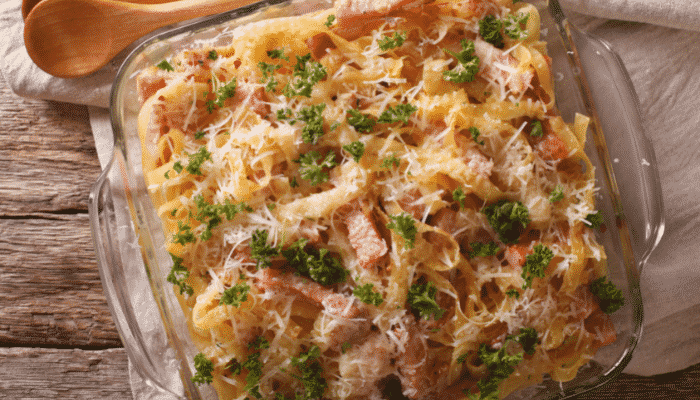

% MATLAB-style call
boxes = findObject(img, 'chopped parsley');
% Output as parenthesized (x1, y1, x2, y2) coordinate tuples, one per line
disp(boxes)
(407, 281, 445, 320)
(590, 276, 625, 314)
(282, 239, 349, 285)
(387, 213, 417, 249)
(377, 103, 418, 125)
(482, 200, 530, 244)
(443, 39, 480, 83)
(277, 108, 294, 121)
(353, 283, 384, 306)
(468, 242, 500, 258)
(193, 195, 251, 240)
(191, 353, 214, 385)
(342, 141, 365, 162)
(380, 153, 400, 169)
(173, 220, 196, 245)
(506, 288, 520, 299)
(549, 185, 564, 202)
(479, 14, 504, 48)
(267, 47, 289, 61)
(585, 211, 604, 229)
(324, 14, 335, 27)
(529, 120, 544, 137)
(294, 150, 338, 186)
(378, 31, 407, 51)
(453, 187, 467, 209)
(250, 229, 280, 269)
(469, 328, 539, 399)
(206, 78, 238, 112)
(166, 252, 193, 296)
(297, 103, 326, 144)
(194, 130, 206, 140)
(242, 352, 264, 398)
(470, 126, 485, 145)
(283, 53, 328, 98)
(220, 282, 250, 307)
(207, 50, 218, 60)
(346, 109, 376, 133)
(248, 336, 270, 351)
(172, 161, 184, 174)
(521, 244, 553, 289)
(289, 345, 327, 400)
(259, 61, 283, 92)
(504, 12, 530, 40)
(156, 59, 174, 71)
(184, 146, 212, 175)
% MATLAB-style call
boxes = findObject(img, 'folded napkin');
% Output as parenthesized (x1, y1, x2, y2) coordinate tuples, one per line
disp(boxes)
(3, 0, 700, 395)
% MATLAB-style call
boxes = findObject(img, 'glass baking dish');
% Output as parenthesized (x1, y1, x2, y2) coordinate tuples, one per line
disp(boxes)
(88, 0, 665, 398)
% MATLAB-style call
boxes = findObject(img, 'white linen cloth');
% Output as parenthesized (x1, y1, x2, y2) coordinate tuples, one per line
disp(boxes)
(2, 0, 700, 396)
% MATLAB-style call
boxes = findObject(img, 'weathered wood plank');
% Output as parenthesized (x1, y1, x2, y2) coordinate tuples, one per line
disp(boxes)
(0, 75, 101, 215)
(0, 347, 132, 399)
(0, 214, 121, 347)
(1, 346, 699, 399)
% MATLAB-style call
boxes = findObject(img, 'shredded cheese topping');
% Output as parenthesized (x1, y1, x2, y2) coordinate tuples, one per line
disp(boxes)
(136, 1, 616, 399)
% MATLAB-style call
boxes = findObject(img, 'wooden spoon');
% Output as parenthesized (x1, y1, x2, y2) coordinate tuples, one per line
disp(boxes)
(24, 0, 258, 78)
(21, 0, 177, 21)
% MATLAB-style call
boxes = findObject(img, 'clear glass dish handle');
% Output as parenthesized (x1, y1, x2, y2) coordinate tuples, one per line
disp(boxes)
(550, 2, 666, 270)
(89, 153, 184, 399)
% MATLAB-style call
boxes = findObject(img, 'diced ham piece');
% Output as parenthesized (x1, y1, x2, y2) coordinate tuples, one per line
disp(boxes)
(585, 309, 617, 347)
(473, 38, 534, 94)
(394, 321, 448, 399)
(571, 285, 598, 320)
(505, 243, 531, 269)
(533, 120, 569, 161)
(306, 33, 337, 60)
(254, 268, 364, 319)
(346, 207, 388, 268)
(136, 67, 168, 106)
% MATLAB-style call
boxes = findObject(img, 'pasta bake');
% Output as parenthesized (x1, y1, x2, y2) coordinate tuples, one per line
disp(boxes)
(136, 0, 625, 398)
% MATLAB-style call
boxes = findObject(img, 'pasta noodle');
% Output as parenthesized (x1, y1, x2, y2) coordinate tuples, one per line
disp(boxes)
(136, 1, 621, 399)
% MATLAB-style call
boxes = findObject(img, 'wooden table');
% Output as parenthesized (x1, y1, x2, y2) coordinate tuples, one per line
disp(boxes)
(1, 73, 699, 400)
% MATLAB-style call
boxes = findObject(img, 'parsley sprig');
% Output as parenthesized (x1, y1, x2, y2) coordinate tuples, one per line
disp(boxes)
(346, 109, 376, 133)
(521, 244, 553, 289)
(193, 195, 252, 241)
(297, 104, 327, 144)
(443, 39, 480, 83)
(504, 12, 530, 40)
(282, 238, 349, 285)
(342, 141, 365, 163)
(250, 229, 280, 269)
(166, 252, 193, 296)
(191, 353, 214, 385)
(378, 31, 407, 51)
(468, 328, 539, 399)
(387, 213, 417, 249)
(407, 281, 445, 320)
(470, 126, 485, 145)
(377, 103, 418, 125)
(353, 283, 384, 306)
(590, 276, 625, 314)
(482, 200, 530, 244)
(468, 242, 500, 258)
(294, 150, 338, 186)
(289, 345, 327, 400)
(220, 282, 250, 307)
(157, 60, 174, 71)
(479, 15, 505, 48)
(283, 53, 328, 98)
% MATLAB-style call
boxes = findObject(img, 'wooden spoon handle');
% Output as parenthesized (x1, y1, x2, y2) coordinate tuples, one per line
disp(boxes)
(22, 0, 180, 20)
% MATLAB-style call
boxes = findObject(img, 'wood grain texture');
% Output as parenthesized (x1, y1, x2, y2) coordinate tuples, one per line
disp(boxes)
(0, 347, 132, 399)
(0, 78, 101, 215)
(0, 213, 121, 347)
